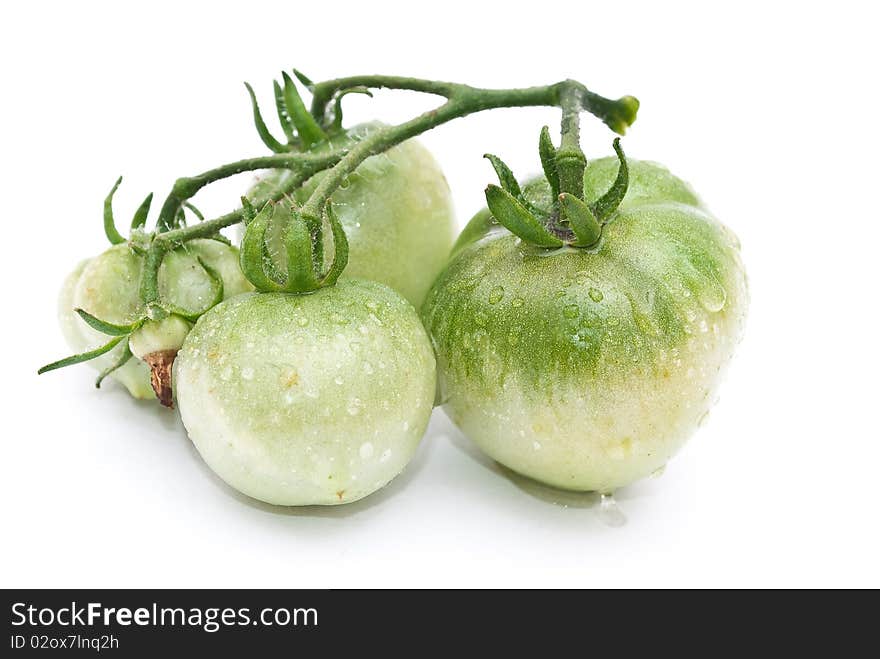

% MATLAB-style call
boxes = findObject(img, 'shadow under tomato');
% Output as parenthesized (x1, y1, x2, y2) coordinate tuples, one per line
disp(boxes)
(441, 418, 601, 510)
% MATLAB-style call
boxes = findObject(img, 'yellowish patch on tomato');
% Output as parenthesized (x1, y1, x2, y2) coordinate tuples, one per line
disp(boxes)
(281, 369, 300, 388)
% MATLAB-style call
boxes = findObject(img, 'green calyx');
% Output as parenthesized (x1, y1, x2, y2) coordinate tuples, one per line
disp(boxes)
(244, 68, 347, 153)
(484, 134, 629, 249)
(239, 197, 349, 294)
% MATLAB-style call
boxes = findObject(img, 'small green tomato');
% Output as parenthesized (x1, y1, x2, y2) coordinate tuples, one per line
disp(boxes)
(174, 279, 436, 506)
(423, 155, 748, 493)
(58, 239, 252, 399)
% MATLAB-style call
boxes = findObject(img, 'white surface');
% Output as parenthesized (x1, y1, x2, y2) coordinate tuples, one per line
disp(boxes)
(2, 0, 878, 588)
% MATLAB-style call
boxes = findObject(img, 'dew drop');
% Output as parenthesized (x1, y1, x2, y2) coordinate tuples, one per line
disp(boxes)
(297, 316, 309, 327)
(697, 278, 727, 313)
(347, 398, 363, 415)
(241, 367, 254, 380)
(359, 442, 374, 459)
(563, 304, 579, 319)
(588, 287, 604, 303)
(474, 312, 488, 327)
(363, 362, 374, 375)
(598, 493, 627, 527)
(511, 296, 525, 308)
(488, 286, 505, 304)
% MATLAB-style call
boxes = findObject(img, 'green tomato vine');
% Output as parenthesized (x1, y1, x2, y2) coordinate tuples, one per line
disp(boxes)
(39, 70, 639, 396)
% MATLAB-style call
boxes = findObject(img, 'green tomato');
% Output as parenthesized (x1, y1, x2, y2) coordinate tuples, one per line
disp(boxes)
(422, 160, 748, 493)
(58, 239, 252, 398)
(246, 123, 455, 307)
(174, 279, 436, 506)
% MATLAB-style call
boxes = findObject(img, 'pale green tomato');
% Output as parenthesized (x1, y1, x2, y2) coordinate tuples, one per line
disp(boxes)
(58, 239, 252, 398)
(174, 279, 436, 506)
(423, 159, 748, 493)
(245, 123, 455, 307)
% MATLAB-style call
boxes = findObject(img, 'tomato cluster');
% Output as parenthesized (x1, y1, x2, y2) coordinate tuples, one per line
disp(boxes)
(45, 73, 747, 507)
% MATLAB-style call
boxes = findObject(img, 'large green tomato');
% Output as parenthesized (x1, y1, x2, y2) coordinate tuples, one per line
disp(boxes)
(246, 123, 455, 308)
(174, 279, 436, 506)
(422, 158, 748, 493)
(58, 239, 252, 398)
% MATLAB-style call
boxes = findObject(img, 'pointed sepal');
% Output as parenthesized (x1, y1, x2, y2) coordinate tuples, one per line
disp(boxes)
(75, 309, 142, 336)
(331, 87, 373, 131)
(538, 127, 560, 198)
(244, 82, 286, 153)
(589, 138, 629, 223)
(483, 154, 522, 199)
(283, 208, 321, 292)
(95, 343, 133, 388)
(485, 184, 563, 248)
(240, 202, 286, 292)
(293, 69, 314, 89)
(131, 192, 153, 230)
(320, 200, 349, 288)
(38, 335, 127, 375)
(282, 71, 326, 149)
(273, 79, 295, 142)
(559, 193, 601, 247)
(103, 176, 126, 245)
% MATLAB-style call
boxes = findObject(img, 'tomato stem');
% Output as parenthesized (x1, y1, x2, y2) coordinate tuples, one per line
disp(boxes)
(556, 84, 588, 201)
(142, 75, 638, 311)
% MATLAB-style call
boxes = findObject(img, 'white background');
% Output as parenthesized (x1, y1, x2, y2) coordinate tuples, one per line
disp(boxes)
(2, 1, 878, 588)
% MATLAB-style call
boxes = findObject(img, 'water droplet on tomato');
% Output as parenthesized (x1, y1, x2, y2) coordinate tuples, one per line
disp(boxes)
(697, 278, 727, 313)
(297, 316, 309, 327)
(488, 286, 504, 304)
(563, 304, 579, 319)
(474, 312, 488, 327)
(588, 287, 604, 302)
(598, 493, 627, 527)
(511, 296, 525, 308)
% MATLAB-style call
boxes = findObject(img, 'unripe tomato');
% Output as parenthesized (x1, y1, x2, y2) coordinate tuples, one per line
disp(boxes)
(174, 279, 436, 506)
(422, 158, 748, 493)
(58, 239, 252, 398)
(247, 123, 456, 307)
